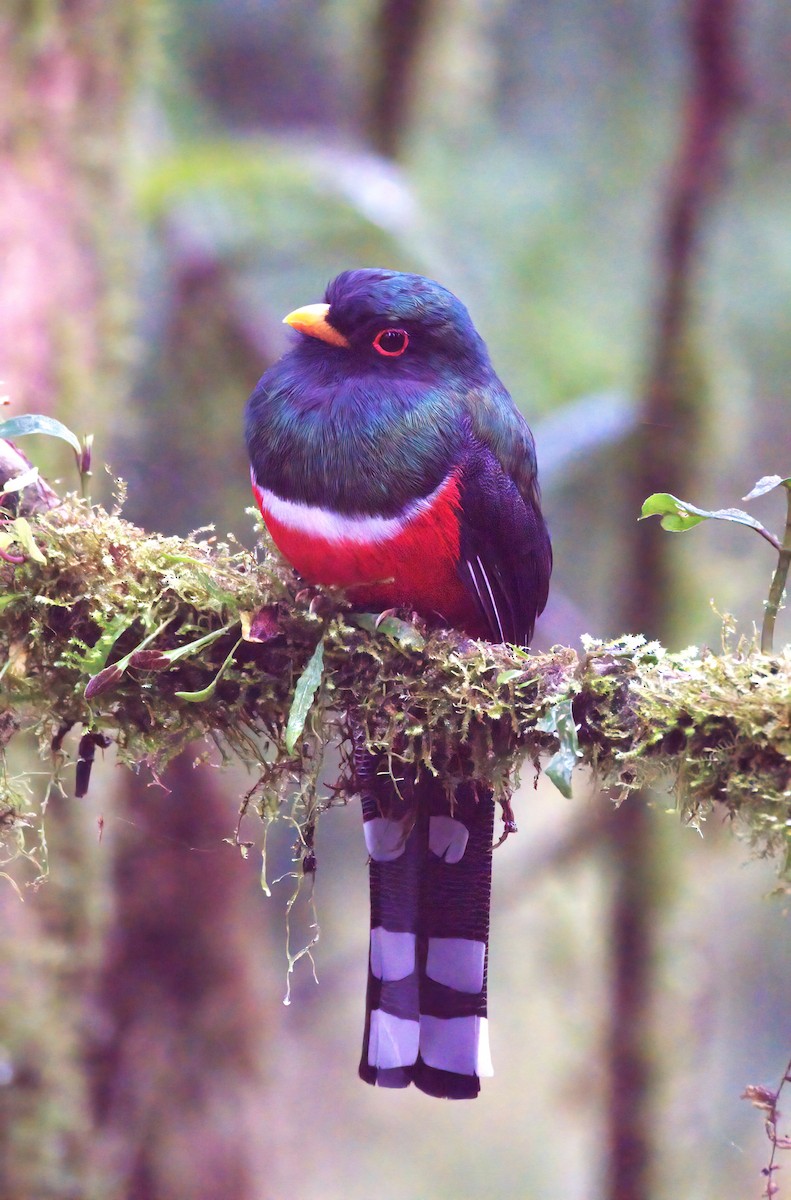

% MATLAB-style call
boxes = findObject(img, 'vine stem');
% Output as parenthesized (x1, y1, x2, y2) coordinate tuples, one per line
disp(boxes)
(761, 483, 791, 654)
(743, 1054, 791, 1199)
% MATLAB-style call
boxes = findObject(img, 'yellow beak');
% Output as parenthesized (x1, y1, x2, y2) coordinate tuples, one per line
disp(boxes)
(282, 302, 350, 348)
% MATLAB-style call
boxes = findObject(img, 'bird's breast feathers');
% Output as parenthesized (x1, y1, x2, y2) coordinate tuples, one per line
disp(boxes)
(253, 468, 485, 634)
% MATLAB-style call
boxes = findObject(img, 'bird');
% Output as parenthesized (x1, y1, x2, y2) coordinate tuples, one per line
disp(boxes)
(245, 268, 551, 1099)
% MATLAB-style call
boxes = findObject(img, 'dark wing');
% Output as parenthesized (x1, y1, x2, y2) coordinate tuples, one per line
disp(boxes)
(456, 440, 552, 646)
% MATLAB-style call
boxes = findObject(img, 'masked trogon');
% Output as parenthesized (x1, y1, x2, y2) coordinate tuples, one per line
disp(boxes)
(245, 268, 551, 1099)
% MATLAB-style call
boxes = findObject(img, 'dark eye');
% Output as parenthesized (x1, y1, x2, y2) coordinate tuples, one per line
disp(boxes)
(372, 328, 409, 357)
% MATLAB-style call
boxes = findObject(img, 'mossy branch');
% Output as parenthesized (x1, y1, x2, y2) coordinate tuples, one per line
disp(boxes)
(1, 484, 789, 879)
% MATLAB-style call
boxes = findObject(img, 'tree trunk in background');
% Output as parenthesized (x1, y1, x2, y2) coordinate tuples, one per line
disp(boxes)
(0, 7, 273, 1199)
(624, 0, 746, 639)
(0, 3, 149, 429)
(606, 3, 745, 1198)
(367, 0, 433, 159)
(0, 7, 153, 1197)
(96, 241, 279, 1199)
(122, 244, 273, 537)
(87, 762, 270, 1200)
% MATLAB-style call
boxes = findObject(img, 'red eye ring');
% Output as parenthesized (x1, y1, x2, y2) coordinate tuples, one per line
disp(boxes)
(373, 328, 409, 357)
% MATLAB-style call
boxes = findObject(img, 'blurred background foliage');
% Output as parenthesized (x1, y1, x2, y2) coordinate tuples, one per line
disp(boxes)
(1, 1, 790, 1198)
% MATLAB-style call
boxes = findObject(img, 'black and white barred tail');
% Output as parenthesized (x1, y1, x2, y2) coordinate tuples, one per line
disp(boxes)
(356, 749, 494, 1100)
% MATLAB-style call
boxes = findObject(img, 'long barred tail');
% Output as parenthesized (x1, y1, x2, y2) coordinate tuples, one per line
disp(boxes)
(356, 748, 495, 1100)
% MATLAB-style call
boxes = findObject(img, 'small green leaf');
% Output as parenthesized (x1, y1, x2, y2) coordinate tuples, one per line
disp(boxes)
(79, 611, 138, 675)
(537, 698, 580, 799)
(285, 639, 325, 754)
(496, 669, 524, 685)
(640, 492, 769, 537)
(9, 517, 46, 564)
(0, 414, 82, 458)
(160, 620, 236, 665)
(743, 475, 791, 501)
(175, 638, 243, 702)
(350, 612, 425, 651)
(544, 749, 577, 799)
(0, 594, 21, 612)
(2, 465, 39, 495)
(639, 493, 708, 531)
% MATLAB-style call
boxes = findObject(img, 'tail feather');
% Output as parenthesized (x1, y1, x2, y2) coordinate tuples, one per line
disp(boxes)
(357, 749, 495, 1100)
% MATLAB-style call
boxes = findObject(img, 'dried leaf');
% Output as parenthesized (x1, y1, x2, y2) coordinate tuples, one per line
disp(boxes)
(128, 650, 172, 670)
(85, 663, 124, 699)
(1, 465, 39, 495)
(742, 1084, 777, 1112)
(241, 606, 282, 642)
(743, 475, 791, 501)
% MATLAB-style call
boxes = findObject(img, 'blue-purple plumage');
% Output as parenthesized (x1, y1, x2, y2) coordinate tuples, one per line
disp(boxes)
(244, 268, 551, 1098)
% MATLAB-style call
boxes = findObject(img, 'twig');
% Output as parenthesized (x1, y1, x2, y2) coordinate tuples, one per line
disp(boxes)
(762, 485, 791, 654)
(611, 3, 746, 1198)
(743, 1056, 791, 1198)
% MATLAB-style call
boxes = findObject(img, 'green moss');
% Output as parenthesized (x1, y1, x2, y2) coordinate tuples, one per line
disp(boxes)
(1, 497, 789, 881)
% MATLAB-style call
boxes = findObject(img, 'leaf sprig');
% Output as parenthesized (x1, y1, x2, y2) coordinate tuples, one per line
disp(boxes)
(642, 474, 791, 653)
(0, 414, 93, 497)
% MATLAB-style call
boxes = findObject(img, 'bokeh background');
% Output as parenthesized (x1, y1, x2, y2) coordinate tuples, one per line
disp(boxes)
(1, 2, 790, 1198)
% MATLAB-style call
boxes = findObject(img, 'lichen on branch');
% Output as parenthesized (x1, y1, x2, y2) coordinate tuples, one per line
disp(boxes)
(1, 492, 789, 879)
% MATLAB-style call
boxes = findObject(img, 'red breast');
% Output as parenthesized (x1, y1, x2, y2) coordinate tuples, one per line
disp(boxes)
(252, 470, 486, 637)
